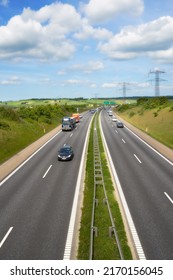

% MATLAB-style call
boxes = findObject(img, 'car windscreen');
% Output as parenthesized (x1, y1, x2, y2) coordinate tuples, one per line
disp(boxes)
(60, 147, 71, 153)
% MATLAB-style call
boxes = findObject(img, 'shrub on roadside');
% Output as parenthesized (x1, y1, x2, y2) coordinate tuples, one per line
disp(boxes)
(0, 121, 10, 129)
(129, 111, 135, 118)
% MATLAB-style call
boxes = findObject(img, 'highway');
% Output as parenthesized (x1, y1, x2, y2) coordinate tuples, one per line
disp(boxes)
(1, 108, 173, 260)
(0, 112, 92, 260)
(100, 109, 173, 259)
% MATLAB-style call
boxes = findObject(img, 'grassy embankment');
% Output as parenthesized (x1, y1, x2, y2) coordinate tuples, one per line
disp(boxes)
(77, 112, 132, 260)
(116, 97, 173, 149)
(0, 102, 87, 164)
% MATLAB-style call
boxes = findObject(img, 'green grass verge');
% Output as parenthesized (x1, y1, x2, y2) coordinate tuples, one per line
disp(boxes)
(77, 112, 132, 260)
(0, 119, 57, 164)
(117, 105, 173, 149)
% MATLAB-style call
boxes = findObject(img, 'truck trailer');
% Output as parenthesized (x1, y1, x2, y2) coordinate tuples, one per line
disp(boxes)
(72, 113, 80, 123)
(62, 116, 76, 131)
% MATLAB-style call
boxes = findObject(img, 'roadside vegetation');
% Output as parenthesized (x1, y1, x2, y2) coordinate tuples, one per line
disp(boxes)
(0, 98, 117, 164)
(77, 112, 132, 260)
(116, 97, 173, 149)
(0, 102, 87, 164)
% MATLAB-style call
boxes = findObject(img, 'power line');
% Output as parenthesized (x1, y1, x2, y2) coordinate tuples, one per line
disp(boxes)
(149, 68, 166, 96)
(118, 82, 131, 99)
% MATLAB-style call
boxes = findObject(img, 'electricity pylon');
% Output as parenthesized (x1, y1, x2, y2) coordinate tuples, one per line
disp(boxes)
(119, 82, 131, 99)
(149, 69, 166, 96)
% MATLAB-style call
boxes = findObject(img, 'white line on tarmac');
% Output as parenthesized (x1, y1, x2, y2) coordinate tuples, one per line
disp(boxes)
(164, 192, 173, 204)
(0, 227, 13, 249)
(122, 139, 126, 144)
(43, 165, 52, 178)
(134, 154, 142, 164)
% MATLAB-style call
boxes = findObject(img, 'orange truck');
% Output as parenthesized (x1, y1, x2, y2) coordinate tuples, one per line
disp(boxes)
(72, 113, 80, 123)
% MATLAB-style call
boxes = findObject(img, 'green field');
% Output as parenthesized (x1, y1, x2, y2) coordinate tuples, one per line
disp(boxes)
(0, 98, 114, 107)
(1, 99, 87, 107)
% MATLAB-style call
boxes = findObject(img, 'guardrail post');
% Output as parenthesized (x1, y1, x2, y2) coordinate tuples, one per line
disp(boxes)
(109, 226, 115, 238)
(92, 226, 98, 237)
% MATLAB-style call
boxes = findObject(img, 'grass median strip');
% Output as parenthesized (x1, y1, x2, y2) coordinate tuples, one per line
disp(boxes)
(77, 112, 132, 260)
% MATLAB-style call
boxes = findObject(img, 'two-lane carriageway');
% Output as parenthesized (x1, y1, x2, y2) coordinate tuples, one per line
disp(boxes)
(0, 112, 92, 259)
(101, 109, 173, 259)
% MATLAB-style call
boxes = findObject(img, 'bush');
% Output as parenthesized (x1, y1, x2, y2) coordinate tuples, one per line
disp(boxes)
(118, 104, 130, 112)
(143, 97, 169, 110)
(129, 111, 135, 118)
(0, 106, 20, 121)
(39, 117, 52, 124)
(0, 121, 10, 129)
(137, 97, 149, 106)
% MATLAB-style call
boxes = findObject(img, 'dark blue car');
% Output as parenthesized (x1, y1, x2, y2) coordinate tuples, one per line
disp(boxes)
(58, 145, 74, 161)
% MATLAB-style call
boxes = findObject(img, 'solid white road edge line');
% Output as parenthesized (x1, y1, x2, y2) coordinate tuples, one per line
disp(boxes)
(134, 154, 142, 164)
(43, 165, 52, 178)
(125, 126, 173, 166)
(0, 131, 62, 187)
(0, 227, 13, 249)
(99, 112, 146, 260)
(164, 192, 173, 204)
(63, 118, 92, 260)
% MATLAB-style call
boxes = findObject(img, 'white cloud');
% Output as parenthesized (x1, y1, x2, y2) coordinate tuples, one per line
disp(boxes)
(149, 48, 173, 64)
(0, 0, 9, 7)
(98, 16, 173, 63)
(57, 70, 66, 76)
(63, 78, 96, 88)
(82, 0, 144, 23)
(102, 83, 118, 88)
(28, 3, 81, 34)
(0, 2, 113, 62)
(0, 76, 21, 85)
(90, 83, 97, 88)
(65, 79, 83, 85)
(0, 3, 81, 62)
(70, 60, 104, 73)
(74, 18, 113, 40)
(0, 1, 172, 72)
(39, 77, 52, 84)
(102, 81, 151, 89)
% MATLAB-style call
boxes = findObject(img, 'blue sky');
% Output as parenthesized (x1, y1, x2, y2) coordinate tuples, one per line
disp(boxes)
(0, 0, 173, 101)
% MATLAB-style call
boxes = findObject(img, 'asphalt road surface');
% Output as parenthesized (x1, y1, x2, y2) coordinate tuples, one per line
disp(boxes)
(1, 109, 173, 260)
(101, 109, 173, 260)
(0, 112, 92, 260)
